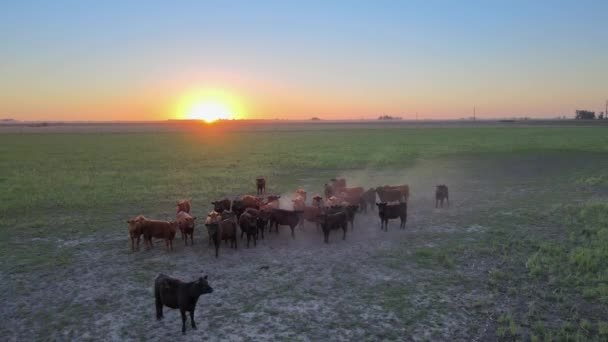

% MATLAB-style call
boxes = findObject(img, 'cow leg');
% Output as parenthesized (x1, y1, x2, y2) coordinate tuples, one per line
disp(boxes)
(234, 236, 237, 249)
(290, 225, 295, 238)
(136, 236, 140, 250)
(254, 233, 257, 246)
(181, 309, 187, 334)
(241, 230, 245, 239)
(446, 196, 450, 207)
(155, 293, 163, 320)
(190, 309, 197, 329)
(246, 233, 250, 248)
(324, 230, 329, 243)
(343, 227, 346, 240)
(131, 237, 135, 251)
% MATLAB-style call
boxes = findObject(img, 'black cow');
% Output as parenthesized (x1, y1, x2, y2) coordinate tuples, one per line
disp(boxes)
(211, 198, 231, 213)
(205, 223, 220, 257)
(376, 202, 407, 231)
(435, 185, 449, 208)
(269, 209, 302, 238)
(238, 212, 258, 247)
(327, 205, 358, 230)
(154, 274, 213, 335)
(318, 211, 348, 243)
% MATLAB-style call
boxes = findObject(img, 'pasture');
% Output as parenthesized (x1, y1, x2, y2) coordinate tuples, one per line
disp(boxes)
(1, 124, 608, 340)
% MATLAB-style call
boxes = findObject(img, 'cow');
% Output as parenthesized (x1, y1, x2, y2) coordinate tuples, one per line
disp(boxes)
(379, 185, 410, 202)
(219, 218, 237, 249)
(205, 223, 220, 257)
(232, 195, 262, 219)
(301, 205, 323, 230)
(154, 274, 213, 335)
(239, 212, 258, 247)
(436, 185, 449, 208)
(211, 198, 231, 213)
(256, 177, 266, 195)
(176, 200, 192, 214)
(361, 188, 377, 212)
(176, 211, 196, 246)
(140, 218, 179, 251)
(205, 211, 222, 248)
(264, 195, 281, 209)
(311, 195, 324, 208)
(324, 183, 334, 199)
(318, 210, 348, 243)
(376, 187, 404, 203)
(326, 196, 341, 207)
(126, 215, 147, 251)
(327, 204, 358, 230)
(269, 209, 302, 238)
(331, 178, 346, 190)
(292, 195, 306, 211)
(295, 189, 307, 202)
(376, 202, 407, 231)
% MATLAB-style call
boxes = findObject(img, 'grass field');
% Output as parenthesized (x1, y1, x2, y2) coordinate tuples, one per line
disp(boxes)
(1, 125, 608, 340)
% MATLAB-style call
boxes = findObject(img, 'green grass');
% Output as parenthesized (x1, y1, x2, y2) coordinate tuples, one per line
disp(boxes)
(1, 125, 608, 339)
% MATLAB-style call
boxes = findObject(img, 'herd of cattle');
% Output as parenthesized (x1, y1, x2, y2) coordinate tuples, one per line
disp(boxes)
(126, 178, 450, 257)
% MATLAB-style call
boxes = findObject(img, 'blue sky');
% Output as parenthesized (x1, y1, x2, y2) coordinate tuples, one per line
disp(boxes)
(1, 0, 607, 120)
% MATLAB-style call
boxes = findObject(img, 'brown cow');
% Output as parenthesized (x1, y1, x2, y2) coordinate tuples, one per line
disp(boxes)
(435, 185, 449, 208)
(295, 189, 307, 202)
(205, 223, 220, 258)
(211, 198, 231, 213)
(127, 215, 147, 251)
(256, 177, 266, 195)
(378, 185, 410, 202)
(292, 195, 306, 211)
(176, 200, 192, 214)
(219, 219, 237, 249)
(301, 205, 322, 230)
(331, 178, 346, 190)
(361, 188, 377, 212)
(205, 211, 222, 246)
(269, 209, 302, 238)
(140, 218, 179, 251)
(176, 211, 196, 246)
(311, 195, 324, 208)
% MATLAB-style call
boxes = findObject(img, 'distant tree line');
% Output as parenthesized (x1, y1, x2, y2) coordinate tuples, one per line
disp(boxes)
(575, 110, 606, 120)
(378, 115, 402, 120)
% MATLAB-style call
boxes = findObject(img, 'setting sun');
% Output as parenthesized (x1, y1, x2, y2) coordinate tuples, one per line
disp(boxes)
(176, 88, 244, 123)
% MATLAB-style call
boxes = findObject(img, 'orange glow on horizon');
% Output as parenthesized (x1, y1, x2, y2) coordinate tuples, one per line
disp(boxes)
(175, 88, 245, 123)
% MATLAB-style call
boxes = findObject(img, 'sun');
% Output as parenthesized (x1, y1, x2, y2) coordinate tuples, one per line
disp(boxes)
(188, 101, 231, 123)
(176, 88, 244, 123)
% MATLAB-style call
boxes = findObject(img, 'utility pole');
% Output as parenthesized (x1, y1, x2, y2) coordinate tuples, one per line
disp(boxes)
(473, 106, 476, 120)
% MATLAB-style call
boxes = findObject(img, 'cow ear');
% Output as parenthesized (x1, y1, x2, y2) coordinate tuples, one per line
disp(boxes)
(203, 275, 208, 280)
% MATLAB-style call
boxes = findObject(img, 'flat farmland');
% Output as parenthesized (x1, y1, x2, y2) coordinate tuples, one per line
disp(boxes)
(1, 124, 608, 341)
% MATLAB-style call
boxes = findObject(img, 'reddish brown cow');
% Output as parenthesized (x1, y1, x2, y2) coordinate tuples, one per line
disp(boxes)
(361, 188, 377, 212)
(176, 200, 192, 214)
(301, 205, 322, 230)
(127, 215, 147, 251)
(176, 211, 196, 246)
(269, 209, 302, 238)
(219, 219, 237, 249)
(140, 218, 179, 251)
(295, 189, 307, 202)
(312, 195, 324, 208)
(292, 195, 306, 211)
(331, 178, 346, 190)
(379, 185, 410, 202)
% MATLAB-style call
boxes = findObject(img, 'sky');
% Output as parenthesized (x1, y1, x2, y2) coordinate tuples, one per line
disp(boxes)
(1, 0, 607, 121)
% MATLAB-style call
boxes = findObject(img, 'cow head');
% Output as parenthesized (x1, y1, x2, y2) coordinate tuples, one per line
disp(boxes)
(376, 202, 388, 211)
(194, 275, 214, 295)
